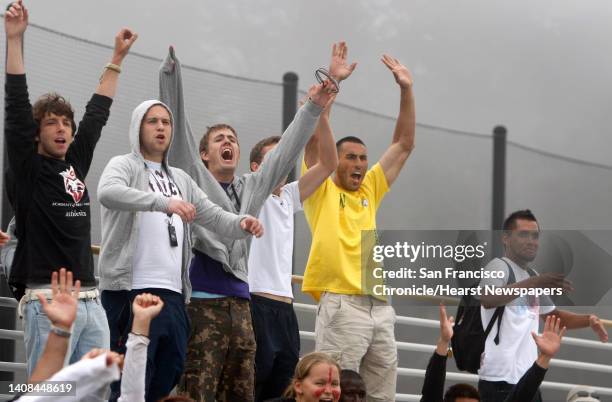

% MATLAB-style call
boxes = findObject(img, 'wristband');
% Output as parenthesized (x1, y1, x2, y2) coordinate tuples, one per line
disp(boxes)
(99, 63, 121, 83)
(104, 63, 122, 73)
(50, 325, 72, 338)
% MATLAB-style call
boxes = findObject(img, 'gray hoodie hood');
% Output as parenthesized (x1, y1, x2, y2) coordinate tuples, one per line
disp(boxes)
(129, 99, 174, 166)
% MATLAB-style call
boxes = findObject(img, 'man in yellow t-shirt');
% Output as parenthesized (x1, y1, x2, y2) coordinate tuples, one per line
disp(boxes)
(302, 50, 416, 402)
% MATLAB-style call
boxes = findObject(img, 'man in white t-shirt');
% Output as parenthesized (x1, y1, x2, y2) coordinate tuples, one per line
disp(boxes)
(478, 209, 608, 402)
(248, 92, 338, 401)
(98, 100, 263, 402)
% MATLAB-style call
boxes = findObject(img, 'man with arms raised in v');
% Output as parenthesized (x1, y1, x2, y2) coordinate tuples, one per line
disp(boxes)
(4, 0, 136, 375)
(302, 48, 416, 402)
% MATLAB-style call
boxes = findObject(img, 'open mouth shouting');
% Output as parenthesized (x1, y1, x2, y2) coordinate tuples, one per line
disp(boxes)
(350, 171, 362, 182)
(221, 146, 234, 162)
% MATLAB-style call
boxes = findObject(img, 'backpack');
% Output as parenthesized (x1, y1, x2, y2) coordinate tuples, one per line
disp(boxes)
(451, 258, 517, 374)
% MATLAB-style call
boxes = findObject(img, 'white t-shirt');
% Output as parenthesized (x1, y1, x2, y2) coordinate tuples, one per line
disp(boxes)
(248, 181, 302, 298)
(478, 257, 555, 384)
(132, 161, 184, 293)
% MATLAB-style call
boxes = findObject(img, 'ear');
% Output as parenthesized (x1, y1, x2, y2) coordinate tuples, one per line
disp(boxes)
(250, 161, 259, 172)
(294, 379, 303, 396)
(200, 150, 209, 162)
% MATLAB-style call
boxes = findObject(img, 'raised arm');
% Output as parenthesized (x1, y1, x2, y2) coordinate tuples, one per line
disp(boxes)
(5, 1, 27, 74)
(420, 304, 453, 402)
(378, 55, 416, 187)
(4, 1, 37, 170)
(304, 41, 356, 168)
(241, 88, 326, 216)
(95, 28, 138, 99)
(67, 28, 137, 173)
(159, 47, 203, 178)
(503, 316, 566, 402)
(29, 269, 80, 383)
(298, 95, 338, 202)
(118, 293, 163, 402)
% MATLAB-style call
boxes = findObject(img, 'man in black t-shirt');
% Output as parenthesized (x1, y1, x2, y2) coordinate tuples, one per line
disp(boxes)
(4, 0, 137, 375)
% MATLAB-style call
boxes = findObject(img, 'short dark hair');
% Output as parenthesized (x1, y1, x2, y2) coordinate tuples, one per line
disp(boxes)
(199, 123, 237, 167)
(336, 136, 365, 152)
(503, 209, 538, 232)
(444, 383, 480, 402)
(340, 369, 363, 382)
(32, 93, 76, 135)
(250, 136, 281, 166)
(199, 123, 237, 154)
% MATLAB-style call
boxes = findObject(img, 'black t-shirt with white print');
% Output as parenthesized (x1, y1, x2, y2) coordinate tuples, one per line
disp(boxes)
(4, 74, 112, 295)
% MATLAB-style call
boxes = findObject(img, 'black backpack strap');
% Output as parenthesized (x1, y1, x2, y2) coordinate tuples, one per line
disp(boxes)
(486, 258, 518, 345)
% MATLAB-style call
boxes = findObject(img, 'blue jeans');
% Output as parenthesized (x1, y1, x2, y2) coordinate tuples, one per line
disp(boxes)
(23, 298, 110, 376)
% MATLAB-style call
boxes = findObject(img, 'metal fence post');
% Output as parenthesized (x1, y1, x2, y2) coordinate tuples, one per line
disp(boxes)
(492, 125, 507, 258)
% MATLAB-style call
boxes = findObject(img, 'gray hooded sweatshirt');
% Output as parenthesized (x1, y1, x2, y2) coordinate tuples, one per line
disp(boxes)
(97, 100, 250, 302)
(159, 48, 322, 284)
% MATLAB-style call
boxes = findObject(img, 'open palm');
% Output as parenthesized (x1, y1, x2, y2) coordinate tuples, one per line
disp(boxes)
(532, 315, 566, 358)
(38, 269, 80, 330)
(329, 41, 357, 82)
(381, 54, 413, 89)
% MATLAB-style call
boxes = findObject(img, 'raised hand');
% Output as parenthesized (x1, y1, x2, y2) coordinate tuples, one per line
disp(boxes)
(532, 315, 566, 359)
(381, 54, 413, 89)
(167, 199, 196, 223)
(307, 81, 335, 108)
(329, 41, 357, 82)
(112, 28, 138, 65)
(240, 215, 264, 238)
(439, 304, 454, 343)
(37, 268, 81, 331)
(132, 293, 164, 323)
(435, 304, 454, 356)
(4, 0, 29, 39)
(589, 315, 609, 343)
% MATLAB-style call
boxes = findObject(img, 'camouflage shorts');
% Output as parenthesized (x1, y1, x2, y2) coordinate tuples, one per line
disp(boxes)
(178, 297, 256, 402)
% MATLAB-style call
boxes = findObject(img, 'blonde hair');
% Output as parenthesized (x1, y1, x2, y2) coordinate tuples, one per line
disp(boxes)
(283, 352, 341, 398)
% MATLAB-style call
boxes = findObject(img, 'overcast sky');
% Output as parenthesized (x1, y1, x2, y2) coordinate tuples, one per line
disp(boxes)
(13, 0, 612, 165)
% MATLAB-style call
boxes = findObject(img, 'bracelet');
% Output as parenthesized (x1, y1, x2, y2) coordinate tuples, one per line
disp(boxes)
(50, 325, 72, 338)
(129, 331, 149, 339)
(99, 63, 121, 83)
(104, 63, 122, 73)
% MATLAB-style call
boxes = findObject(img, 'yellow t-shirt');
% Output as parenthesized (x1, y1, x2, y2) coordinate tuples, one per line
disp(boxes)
(301, 161, 389, 301)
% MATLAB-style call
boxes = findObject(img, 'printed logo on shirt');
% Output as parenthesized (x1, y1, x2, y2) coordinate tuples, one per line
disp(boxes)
(148, 169, 179, 198)
(59, 166, 85, 203)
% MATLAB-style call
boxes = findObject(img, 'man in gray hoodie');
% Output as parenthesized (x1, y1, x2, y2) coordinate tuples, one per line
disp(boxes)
(97, 99, 263, 402)
(159, 48, 332, 401)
